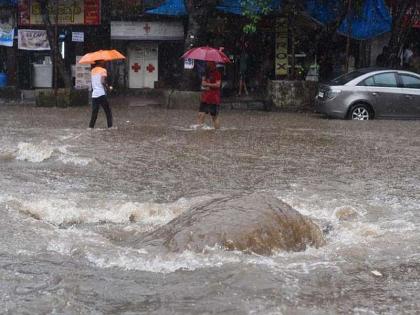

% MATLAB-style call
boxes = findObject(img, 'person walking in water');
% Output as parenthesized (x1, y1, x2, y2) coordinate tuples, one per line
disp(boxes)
(198, 61, 222, 129)
(89, 60, 112, 128)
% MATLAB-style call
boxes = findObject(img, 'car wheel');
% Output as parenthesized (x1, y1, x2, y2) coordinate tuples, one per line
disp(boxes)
(350, 104, 371, 120)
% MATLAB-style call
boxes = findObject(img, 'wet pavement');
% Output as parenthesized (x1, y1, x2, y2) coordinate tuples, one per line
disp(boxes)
(0, 104, 419, 314)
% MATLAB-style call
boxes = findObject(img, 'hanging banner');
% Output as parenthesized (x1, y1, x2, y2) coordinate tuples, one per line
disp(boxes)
(18, 0, 100, 26)
(275, 17, 288, 77)
(0, 8, 15, 47)
(0, 28, 14, 47)
(18, 29, 50, 50)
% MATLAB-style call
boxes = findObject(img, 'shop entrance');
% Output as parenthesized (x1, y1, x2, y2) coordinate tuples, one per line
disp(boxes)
(128, 43, 158, 88)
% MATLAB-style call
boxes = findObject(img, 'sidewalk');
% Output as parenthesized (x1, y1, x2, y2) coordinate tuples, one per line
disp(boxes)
(109, 90, 269, 111)
(1, 88, 269, 111)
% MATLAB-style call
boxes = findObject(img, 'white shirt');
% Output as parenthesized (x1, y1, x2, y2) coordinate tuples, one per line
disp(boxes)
(91, 66, 107, 98)
(403, 49, 413, 64)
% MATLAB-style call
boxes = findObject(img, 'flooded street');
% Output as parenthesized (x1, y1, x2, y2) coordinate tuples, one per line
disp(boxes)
(1, 104, 419, 314)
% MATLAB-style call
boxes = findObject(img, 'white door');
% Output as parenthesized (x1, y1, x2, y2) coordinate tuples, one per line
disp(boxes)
(128, 43, 158, 88)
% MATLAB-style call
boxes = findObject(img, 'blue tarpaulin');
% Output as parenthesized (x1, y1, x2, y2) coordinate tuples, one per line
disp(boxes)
(305, 0, 391, 40)
(146, 0, 392, 40)
(146, 0, 187, 16)
(338, 0, 392, 40)
(305, 0, 342, 25)
(0, 0, 17, 5)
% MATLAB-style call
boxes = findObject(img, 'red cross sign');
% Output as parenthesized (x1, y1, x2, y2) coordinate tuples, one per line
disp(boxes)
(143, 23, 151, 34)
(146, 64, 155, 73)
(131, 63, 141, 72)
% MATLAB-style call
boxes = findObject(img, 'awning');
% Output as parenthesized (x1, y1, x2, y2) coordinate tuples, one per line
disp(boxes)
(218, 0, 391, 40)
(145, 0, 392, 40)
(145, 0, 187, 16)
(306, 0, 392, 40)
(0, 0, 17, 5)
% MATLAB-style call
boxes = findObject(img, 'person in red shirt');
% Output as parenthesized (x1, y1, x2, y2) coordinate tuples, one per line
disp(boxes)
(198, 61, 222, 129)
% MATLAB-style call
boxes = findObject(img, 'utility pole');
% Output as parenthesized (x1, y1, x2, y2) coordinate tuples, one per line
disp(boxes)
(54, 0, 58, 99)
(345, 0, 352, 73)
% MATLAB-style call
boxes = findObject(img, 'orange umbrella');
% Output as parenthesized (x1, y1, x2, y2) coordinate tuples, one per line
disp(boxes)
(78, 49, 125, 64)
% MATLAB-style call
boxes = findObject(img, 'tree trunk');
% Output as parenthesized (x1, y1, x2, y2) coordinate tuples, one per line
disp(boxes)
(39, 0, 72, 89)
(181, 8, 203, 90)
(316, 0, 351, 80)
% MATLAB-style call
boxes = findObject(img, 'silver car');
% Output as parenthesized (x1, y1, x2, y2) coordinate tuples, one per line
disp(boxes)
(315, 69, 420, 120)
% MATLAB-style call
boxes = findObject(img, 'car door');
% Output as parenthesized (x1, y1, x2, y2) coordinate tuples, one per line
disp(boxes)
(358, 72, 402, 118)
(397, 73, 420, 118)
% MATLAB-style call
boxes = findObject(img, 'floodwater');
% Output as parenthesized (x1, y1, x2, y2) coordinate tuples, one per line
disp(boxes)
(0, 103, 419, 314)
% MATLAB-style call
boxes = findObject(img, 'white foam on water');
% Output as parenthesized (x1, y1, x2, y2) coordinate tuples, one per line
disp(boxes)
(172, 124, 214, 131)
(56, 146, 93, 166)
(13, 142, 92, 165)
(174, 124, 238, 131)
(85, 248, 242, 273)
(57, 132, 83, 141)
(46, 228, 108, 256)
(16, 141, 54, 162)
(9, 195, 214, 226)
(84, 244, 347, 274)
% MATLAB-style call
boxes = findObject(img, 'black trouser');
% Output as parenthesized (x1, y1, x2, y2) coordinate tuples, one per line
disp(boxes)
(89, 95, 112, 128)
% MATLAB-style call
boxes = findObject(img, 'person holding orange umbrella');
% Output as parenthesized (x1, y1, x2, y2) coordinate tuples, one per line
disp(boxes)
(89, 60, 113, 128)
(78, 50, 125, 129)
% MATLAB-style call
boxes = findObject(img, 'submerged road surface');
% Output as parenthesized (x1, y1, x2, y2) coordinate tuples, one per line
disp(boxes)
(1, 104, 419, 314)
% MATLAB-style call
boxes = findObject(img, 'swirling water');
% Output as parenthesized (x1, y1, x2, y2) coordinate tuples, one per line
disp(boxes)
(1, 104, 419, 314)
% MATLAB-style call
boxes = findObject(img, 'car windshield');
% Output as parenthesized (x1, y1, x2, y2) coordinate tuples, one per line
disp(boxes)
(329, 70, 364, 85)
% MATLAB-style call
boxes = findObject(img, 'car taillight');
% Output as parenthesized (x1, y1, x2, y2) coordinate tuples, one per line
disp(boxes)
(326, 89, 342, 99)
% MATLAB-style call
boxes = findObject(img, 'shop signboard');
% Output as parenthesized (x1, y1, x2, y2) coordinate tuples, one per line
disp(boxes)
(0, 9, 15, 47)
(18, 29, 50, 50)
(18, 0, 100, 26)
(111, 21, 184, 40)
(275, 17, 288, 77)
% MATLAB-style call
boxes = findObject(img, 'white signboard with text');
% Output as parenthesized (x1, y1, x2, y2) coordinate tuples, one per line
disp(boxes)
(18, 29, 50, 50)
(75, 56, 91, 89)
(111, 21, 184, 40)
(72, 32, 84, 42)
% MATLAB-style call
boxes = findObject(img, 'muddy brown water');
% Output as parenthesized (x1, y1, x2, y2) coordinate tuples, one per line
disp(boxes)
(1, 104, 419, 314)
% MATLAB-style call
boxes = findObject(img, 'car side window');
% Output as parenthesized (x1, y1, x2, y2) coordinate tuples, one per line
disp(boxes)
(372, 73, 398, 87)
(399, 74, 420, 89)
(360, 77, 375, 86)
(359, 73, 397, 87)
